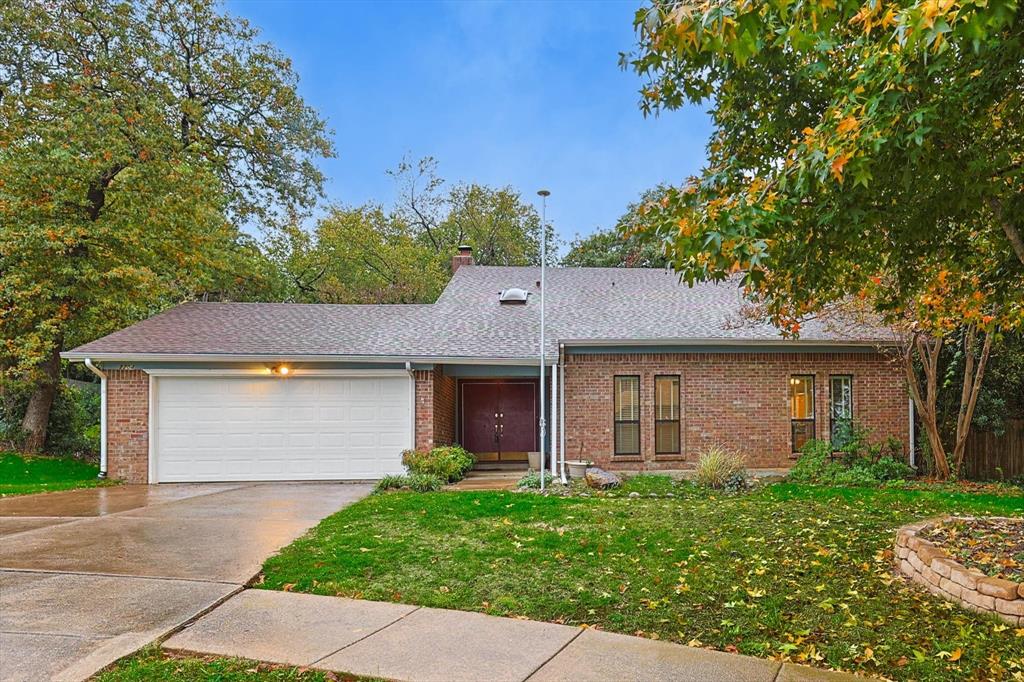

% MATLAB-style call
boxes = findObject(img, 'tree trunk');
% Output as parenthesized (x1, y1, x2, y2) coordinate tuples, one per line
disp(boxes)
(20, 345, 62, 453)
(901, 331, 952, 479)
(952, 328, 994, 475)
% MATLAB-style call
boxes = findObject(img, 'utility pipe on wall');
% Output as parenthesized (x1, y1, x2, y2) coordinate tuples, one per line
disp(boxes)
(84, 358, 108, 479)
(551, 361, 559, 480)
(559, 346, 567, 484)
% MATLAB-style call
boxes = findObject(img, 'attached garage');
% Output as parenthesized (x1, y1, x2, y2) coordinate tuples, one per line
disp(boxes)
(150, 371, 413, 483)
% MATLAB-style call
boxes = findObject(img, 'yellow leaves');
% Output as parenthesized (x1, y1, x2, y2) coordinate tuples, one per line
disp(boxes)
(830, 153, 851, 182)
(837, 115, 860, 135)
(936, 647, 963, 662)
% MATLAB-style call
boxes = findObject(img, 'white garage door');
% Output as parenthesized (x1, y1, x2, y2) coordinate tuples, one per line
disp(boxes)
(153, 374, 412, 482)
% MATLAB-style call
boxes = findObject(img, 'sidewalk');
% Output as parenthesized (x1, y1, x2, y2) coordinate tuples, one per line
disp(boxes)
(163, 589, 857, 682)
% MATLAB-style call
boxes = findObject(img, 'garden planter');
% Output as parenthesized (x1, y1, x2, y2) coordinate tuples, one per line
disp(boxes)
(567, 460, 591, 479)
(527, 451, 540, 470)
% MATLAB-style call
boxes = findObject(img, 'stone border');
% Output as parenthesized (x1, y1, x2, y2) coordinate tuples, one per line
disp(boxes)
(896, 517, 1024, 624)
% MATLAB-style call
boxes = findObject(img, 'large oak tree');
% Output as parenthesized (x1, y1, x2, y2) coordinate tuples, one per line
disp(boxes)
(0, 0, 333, 450)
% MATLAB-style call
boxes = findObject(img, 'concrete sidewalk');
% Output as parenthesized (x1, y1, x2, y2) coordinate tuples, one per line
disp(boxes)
(164, 589, 856, 682)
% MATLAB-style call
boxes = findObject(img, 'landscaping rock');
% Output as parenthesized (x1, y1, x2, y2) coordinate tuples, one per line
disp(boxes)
(584, 467, 621, 490)
(978, 577, 1019, 601)
(628, 492, 640, 499)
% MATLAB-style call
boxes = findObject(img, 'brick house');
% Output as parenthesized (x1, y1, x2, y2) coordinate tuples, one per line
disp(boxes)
(63, 248, 910, 483)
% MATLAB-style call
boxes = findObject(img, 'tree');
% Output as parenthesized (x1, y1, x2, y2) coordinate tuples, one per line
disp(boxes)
(0, 0, 333, 451)
(563, 189, 670, 268)
(622, 1, 1023, 478)
(277, 158, 554, 305)
(390, 157, 557, 268)
(274, 207, 446, 304)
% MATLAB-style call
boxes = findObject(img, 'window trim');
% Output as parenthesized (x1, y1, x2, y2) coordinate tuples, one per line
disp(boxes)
(829, 374, 854, 447)
(789, 374, 815, 454)
(613, 375, 641, 456)
(654, 374, 681, 455)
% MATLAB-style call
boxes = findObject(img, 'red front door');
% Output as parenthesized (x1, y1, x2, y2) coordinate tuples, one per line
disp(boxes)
(460, 380, 538, 461)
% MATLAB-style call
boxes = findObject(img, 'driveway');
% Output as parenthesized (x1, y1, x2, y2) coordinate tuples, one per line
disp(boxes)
(0, 482, 371, 681)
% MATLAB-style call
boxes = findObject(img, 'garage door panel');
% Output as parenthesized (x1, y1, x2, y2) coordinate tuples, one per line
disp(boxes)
(155, 375, 411, 482)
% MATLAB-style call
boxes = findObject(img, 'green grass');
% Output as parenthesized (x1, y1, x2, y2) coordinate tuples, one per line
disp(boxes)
(96, 647, 372, 681)
(0, 451, 116, 496)
(260, 480, 1024, 681)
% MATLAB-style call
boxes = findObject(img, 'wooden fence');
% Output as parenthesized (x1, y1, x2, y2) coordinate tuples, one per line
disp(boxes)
(961, 419, 1024, 480)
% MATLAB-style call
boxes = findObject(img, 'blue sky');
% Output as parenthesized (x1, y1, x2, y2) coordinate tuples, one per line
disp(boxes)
(226, 0, 712, 247)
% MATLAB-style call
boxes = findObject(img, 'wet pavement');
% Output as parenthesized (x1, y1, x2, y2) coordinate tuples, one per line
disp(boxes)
(0, 482, 371, 681)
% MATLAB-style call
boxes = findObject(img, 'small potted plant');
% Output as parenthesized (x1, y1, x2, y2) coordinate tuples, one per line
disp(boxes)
(566, 459, 592, 480)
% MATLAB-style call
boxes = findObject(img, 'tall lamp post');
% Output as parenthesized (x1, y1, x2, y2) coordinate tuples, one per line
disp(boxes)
(537, 189, 550, 491)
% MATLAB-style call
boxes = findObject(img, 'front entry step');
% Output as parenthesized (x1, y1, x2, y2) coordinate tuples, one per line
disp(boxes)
(472, 462, 530, 472)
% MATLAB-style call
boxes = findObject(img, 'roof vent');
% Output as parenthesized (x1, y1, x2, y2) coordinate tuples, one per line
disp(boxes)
(498, 288, 529, 304)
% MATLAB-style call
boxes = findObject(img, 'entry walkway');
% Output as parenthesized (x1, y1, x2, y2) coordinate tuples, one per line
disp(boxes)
(165, 589, 857, 682)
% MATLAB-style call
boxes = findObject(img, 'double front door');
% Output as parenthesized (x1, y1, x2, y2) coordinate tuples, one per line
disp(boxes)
(460, 380, 538, 462)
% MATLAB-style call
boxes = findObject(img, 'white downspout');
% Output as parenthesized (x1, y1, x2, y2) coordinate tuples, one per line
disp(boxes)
(551, 360, 559, 480)
(84, 358, 107, 479)
(559, 345, 567, 484)
(406, 362, 416, 452)
(909, 397, 916, 469)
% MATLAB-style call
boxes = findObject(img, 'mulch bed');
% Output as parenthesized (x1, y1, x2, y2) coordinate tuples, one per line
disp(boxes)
(923, 516, 1024, 580)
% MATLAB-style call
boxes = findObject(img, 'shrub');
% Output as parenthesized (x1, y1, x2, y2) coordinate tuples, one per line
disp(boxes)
(517, 469, 562, 489)
(402, 445, 475, 483)
(373, 472, 445, 493)
(694, 445, 747, 490)
(0, 380, 99, 458)
(787, 424, 913, 487)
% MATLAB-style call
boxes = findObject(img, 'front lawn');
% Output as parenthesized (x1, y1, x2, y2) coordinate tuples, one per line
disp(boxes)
(260, 480, 1024, 680)
(0, 451, 116, 496)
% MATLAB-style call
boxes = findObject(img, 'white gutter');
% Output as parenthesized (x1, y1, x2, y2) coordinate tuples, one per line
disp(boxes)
(405, 362, 416, 452)
(60, 352, 553, 365)
(559, 337, 891, 348)
(83, 358, 107, 479)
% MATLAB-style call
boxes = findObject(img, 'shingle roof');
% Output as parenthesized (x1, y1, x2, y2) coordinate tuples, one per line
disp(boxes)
(65, 265, 891, 361)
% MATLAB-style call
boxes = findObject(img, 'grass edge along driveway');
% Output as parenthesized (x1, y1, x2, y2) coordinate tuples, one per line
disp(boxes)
(259, 479, 1024, 681)
(0, 451, 116, 496)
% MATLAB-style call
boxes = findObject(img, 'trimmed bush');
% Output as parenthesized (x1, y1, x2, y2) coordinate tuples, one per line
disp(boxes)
(374, 472, 445, 493)
(694, 445, 748, 490)
(401, 445, 475, 483)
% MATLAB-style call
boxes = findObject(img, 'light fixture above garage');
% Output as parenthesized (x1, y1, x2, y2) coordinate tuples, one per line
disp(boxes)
(273, 364, 290, 376)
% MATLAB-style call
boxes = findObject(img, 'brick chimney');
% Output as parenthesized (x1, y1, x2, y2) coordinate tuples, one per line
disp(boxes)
(451, 244, 474, 273)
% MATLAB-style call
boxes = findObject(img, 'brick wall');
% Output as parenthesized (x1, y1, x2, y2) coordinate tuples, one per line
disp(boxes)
(563, 351, 909, 470)
(433, 369, 457, 447)
(106, 369, 149, 483)
(414, 368, 455, 451)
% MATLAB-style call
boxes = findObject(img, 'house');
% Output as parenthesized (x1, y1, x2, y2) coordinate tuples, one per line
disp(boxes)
(61, 247, 911, 484)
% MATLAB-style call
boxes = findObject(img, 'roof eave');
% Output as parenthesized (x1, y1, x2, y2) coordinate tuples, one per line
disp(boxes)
(59, 351, 550, 365)
(558, 337, 894, 348)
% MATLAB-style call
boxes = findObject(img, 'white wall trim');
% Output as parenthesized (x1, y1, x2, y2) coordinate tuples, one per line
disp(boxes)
(148, 374, 157, 484)
(144, 368, 411, 378)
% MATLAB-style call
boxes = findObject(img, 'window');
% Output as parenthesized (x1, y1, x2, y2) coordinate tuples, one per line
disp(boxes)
(789, 375, 815, 453)
(829, 375, 853, 449)
(614, 376, 640, 455)
(654, 375, 680, 454)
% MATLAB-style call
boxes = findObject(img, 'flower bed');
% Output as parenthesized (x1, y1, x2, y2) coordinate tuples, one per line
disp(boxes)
(896, 516, 1024, 624)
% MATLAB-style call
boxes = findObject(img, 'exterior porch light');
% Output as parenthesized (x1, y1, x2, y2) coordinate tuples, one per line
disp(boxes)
(273, 364, 290, 376)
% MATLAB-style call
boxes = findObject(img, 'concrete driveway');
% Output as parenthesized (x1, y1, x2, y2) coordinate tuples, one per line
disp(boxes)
(0, 482, 371, 681)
